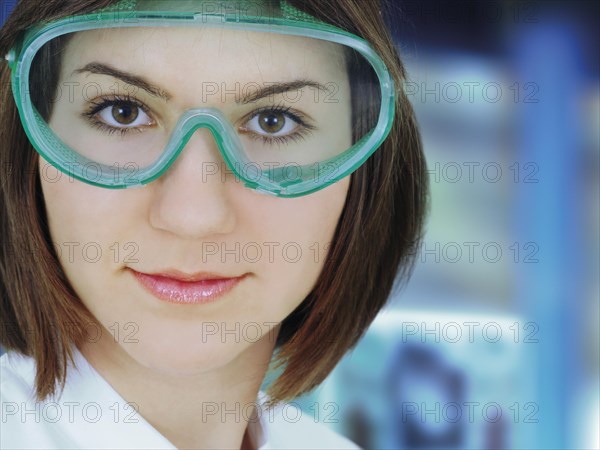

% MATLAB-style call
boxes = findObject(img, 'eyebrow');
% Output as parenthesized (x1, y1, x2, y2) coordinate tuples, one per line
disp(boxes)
(72, 62, 329, 104)
(239, 80, 329, 104)
(72, 62, 173, 101)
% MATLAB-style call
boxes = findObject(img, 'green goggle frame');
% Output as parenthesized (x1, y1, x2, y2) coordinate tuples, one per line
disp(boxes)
(6, 0, 395, 197)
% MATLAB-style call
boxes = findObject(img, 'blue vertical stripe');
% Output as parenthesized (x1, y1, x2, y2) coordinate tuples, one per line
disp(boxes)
(0, 1, 17, 28)
(513, 17, 585, 450)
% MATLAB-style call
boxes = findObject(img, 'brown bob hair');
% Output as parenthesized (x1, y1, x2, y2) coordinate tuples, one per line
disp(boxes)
(0, 0, 428, 403)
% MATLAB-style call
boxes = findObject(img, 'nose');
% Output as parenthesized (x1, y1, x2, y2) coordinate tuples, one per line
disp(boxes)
(148, 127, 237, 239)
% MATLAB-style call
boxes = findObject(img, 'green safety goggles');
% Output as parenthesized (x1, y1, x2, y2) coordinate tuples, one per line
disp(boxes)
(5, 0, 395, 197)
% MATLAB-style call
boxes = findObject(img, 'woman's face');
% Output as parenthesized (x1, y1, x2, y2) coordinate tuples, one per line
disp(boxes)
(39, 26, 351, 374)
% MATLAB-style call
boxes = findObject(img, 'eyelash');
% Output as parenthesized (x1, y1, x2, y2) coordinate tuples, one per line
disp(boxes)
(82, 94, 150, 137)
(81, 97, 316, 145)
(239, 103, 316, 146)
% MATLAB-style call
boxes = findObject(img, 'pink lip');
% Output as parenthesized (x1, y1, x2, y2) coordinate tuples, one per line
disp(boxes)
(131, 269, 247, 305)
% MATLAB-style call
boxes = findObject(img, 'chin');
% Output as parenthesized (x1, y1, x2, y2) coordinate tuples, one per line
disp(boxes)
(121, 331, 251, 376)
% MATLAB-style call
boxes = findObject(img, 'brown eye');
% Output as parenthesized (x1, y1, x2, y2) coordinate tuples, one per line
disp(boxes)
(258, 112, 285, 134)
(112, 103, 139, 125)
(89, 98, 154, 132)
(240, 107, 310, 143)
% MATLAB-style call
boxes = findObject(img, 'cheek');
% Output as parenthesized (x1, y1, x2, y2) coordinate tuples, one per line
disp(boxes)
(39, 158, 140, 294)
(39, 157, 147, 237)
(244, 176, 350, 314)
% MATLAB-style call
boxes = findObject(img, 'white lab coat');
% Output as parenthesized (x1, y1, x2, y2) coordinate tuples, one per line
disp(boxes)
(0, 348, 360, 449)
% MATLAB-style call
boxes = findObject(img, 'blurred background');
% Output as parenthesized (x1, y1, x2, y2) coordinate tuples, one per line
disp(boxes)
(289, 1, 599, 449)
(1, 1, 598, 449)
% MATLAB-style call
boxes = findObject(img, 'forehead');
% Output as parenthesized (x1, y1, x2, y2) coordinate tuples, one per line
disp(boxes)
(62, 27, 348, 85)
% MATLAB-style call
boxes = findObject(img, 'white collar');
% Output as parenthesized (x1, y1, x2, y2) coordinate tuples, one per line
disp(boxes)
(3, 349, 360, 449)
(3, 347, 270, 449)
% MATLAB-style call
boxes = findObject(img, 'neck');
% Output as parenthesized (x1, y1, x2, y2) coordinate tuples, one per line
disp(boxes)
(79, 327, 278, 449)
